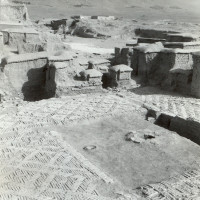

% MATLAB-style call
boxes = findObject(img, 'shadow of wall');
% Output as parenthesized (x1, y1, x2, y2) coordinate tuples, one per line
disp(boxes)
(22, 66, 47, 101)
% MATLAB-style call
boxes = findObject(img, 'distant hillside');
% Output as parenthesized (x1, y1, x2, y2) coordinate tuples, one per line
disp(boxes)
(11, 0, 200, 23)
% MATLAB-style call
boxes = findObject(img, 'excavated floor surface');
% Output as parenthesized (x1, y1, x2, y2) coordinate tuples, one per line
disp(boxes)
(0, 88, 200, 199)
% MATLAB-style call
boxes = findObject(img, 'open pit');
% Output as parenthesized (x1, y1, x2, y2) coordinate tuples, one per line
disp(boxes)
(0, 1, 200, 200)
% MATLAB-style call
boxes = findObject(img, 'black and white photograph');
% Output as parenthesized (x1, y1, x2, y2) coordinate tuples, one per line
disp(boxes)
(0, 0, 200, 199)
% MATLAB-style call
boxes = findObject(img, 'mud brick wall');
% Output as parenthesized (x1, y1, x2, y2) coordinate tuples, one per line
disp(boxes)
(170, 117, 200, 145)
(184, 45, 200, 50)
(45, 60, 75, 97)
(0, 5, 29, 22)
(191, 53, 200, 98)
(135, 49, 195, 94)
(137, 52, 160, 83)
(132, 49, 139, 75)
(155, 52, 193, 90)
(0, 33, 3, 49)
(135, 28, 174, 39)
(166, 35, 199, 42)
(164, 43, 200, 50)
(114, 47, 133, 67)
(88, 77, 102, 86)
(1, 52, 48, 100)
(119, 72, 131, 80)
(4, 58, 47, 94)
(170, 72, 192, 95)
(174, 53, 193, 70)
(8, 32, 25, 47)
(26, 33, 40, 43)
(3, 32, 40, 48)
(18, 43, 46, 54)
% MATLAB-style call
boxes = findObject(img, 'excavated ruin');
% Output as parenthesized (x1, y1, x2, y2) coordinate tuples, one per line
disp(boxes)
(0, 1, 200, 200)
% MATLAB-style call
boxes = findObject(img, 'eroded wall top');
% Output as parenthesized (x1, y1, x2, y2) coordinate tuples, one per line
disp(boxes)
(0, 0, 30, 24)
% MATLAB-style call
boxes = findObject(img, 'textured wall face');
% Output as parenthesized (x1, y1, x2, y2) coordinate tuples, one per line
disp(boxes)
(5, 32, 40, 48)
(46, 61, 75, 97)
(170, 73, 192, 95)
(114, 47, 132, 67)
(18, 43, 46, 54)
(184, 45, 200, 50)
(0, 5, 29, 23)
(119, 72, 131, 80)
(168, 53, 193, 95)
(0, 34, 3, 49)
(137, 52, 159, 83)
(191, 55, 200, 98)
(174, 54, 193, 71)
(8, 32, 25, 47)
(3, 58, 47, 99)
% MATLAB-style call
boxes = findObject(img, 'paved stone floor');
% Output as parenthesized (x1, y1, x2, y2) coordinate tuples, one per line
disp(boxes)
(0, 91, 200, 199)
(125, 87, 200, 122)
(0, 94, 141, 200)
(139, 170, 200, 199)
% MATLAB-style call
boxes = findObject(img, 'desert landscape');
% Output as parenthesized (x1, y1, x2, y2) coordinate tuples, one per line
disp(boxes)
(0, 0, 200, 199)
